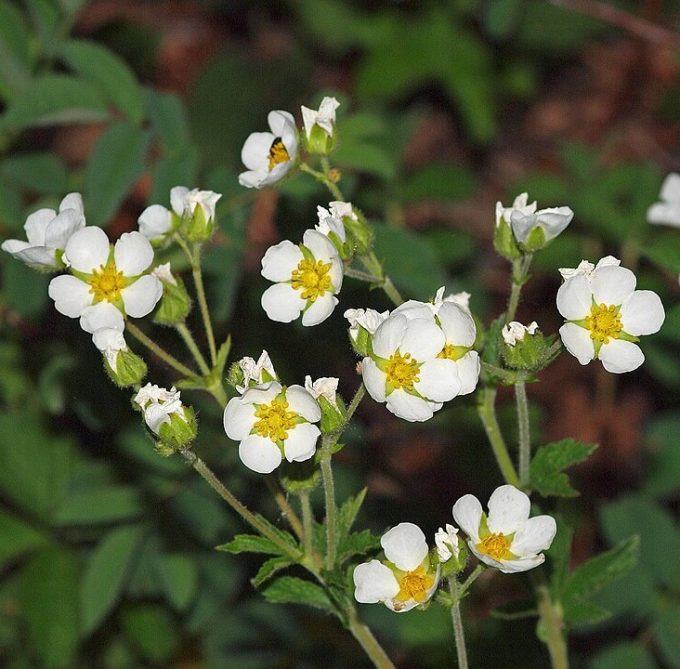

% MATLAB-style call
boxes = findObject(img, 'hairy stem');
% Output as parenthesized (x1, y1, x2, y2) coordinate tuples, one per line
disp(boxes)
(515, 376, 531, 487)
(346, 607, 397, 669)
(175, 322, 211, 376)
(320, 437, 337, 571)
(190, 249, 218, 366)
(299, 490, 319, 568)
(127, 321, 195, 378)
(448, 578, 469, 669)
(506, 254, 533, 323)
(533, 573, 569, 669)
(265, 477, 304, 541)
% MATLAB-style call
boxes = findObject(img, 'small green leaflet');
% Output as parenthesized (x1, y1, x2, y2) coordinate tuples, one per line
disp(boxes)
(530, 438, 597, 497)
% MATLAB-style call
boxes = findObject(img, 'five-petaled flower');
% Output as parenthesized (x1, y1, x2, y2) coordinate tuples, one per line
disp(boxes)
(353, 522, 440, 612)
(223, 382, 321, 474)
(556, 256, 665, 373)
(48, 227, 162, 333)
(2, 192, 85, 270)
(239, 111, 299, 189)
(261, 229, 343, 326)
(453, 485, 556, 573)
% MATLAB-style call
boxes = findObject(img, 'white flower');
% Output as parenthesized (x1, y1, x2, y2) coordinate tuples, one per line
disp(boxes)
(435, 524, 460, 563)
(223, 382, 321, 474)
(92, 326, 127, 369)
(236, 350, 277, 394)
(556, 256, 665, 373)
(433, 287, 472, 314)
(344, 308, 389, 341)
(316, 204, 347, 242)
(304, 375, 339, 404)
(133, 383, 185, 435)
(496, 192, 573, 245)
(151, 262, 177, 286)
(170, 186, 221, 222)
(138, 204, 172, 241)
(647, 173, 680, 227)
(48, 227, 162, 332)
(2, 192, 85, 270)
(558, 255, 619, 281)
(301, 96, 340, 139)
(353, 522, 440, 613)
(261, 229, 343, 326)
(502, 321, 539, 346)
(239, 111, 299, 189)
(453, 485, 557, 573)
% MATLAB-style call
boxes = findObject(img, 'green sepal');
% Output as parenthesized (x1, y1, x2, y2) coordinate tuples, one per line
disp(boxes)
(502, 331, 560, 372)
(156, 407, 197, 452)
(303, 122, 336, 156)
(344, 210, 374, 256)
(104, 349, 147, 388)
(520, 225, 547, 253)
(319, 393, 346, 434)
(182, 204, 214, 243)
(493, 218, 521, 260)
(153, 275, 191, 325)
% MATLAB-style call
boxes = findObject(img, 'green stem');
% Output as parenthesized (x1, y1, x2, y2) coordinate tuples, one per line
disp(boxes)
(448, 578, 469, 669)
(458, 564, 485, 598)
(320, 436, 337, 571)
(299, 490, 318, 566)
(179, 449, 301, 561)
(190, 249, 218, 366)
(126, 321, 195, 378)
(533, 573, 569, 669)
(506, 254, 533, 323)
(299, 162, 344, 201)
(344, 266, 381, 282)
(175, 323, 211, 376)
(515, 376, 531, 487)
(265, 477, 304, 541)
(346, 607, 397, 669)
(477, 388, 521, 487)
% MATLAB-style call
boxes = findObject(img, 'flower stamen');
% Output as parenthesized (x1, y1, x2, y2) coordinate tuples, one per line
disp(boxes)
(253, 398, 297, 442)
(291, 259, 332, 301)
(437, 343, 469, 361)
(395, 566, 434, 603)
(268, 138, 290, 171)
(88, 262, 126, 303)
(477, 532, 513, 561)
(385, 351, 420, 391)
(585, 303, 623, 343)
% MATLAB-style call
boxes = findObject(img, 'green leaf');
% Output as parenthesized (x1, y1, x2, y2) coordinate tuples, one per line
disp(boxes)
(653, 604, 680, 669)
(401, 163, 478, 203)
(146, 89, 192, 150)
(337, 529, 381, 564)
(336, 488, 367, 538)
(217, 533, 292, 556)
(262, 576, 335, 613)
(643, 411, 680, 498)
(530, 438, 598, 497)
(590, 641, 655, 669)
(643, 231, 680, 273)
(0, 74, 109, 131)
(0, 2, 33, 101)
(120, 603, 177, 664)
(150, 150, 199, 205)
(155, 554, 198, 611)
(84, 121, 151, 227)
(561, 598, 611, 627)
(21, 547, 79, 668)
(0, 509, 49, 568)
(55, 486, 143, 525)
(251, 556, 293, 588)
(334, 141, 396, 181)
(80, 525, 145, 633)
(60, 39, 144, 124)
(3, 261, 50, 318)
(0, 153, 68, 195)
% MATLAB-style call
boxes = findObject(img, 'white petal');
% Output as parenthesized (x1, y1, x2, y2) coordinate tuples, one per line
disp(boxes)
(285, 385, 321, 422)
(415, 359, 460, 402)
(239, 435, 282, 474)
(495, 554, 545, 574)
(24, 209, 55, 245)
(385, 389, 435, 422)
(399, 318, 446, 360)
(646, 202, 680, 227)
(223, 397, 256, 440)
(455, 352, 480, 395)
(487, 485, 531, 535)
(510, 516, 557, 557)
(438, 303, 476, 346)
(63, 226, 110, 272)
(59, 192, 84, 214)
(619, 290, 665, 335)
(301, 294, 338, 326)
(556, 274, 592, 320)
(452, 495, 483, 543)
(261, 240, 303, 281)
(599, 340, 644, 374)
(535, 207, 573, 240)
(238, 168, 267, 189)
(170, 186, 189, 216)
(559, 323, 595, 366)
(302, 229, 337, 262)
(121, 275, 163, 318)
(12, 246, 59, 269)
(372, 314, 407, 359)
(381, 522, 428, 571)
(115, 231, 154, 276)
(393, 300, 433, 321)
(48, 275, 92, 317)
(328, 257, 343, 292)
(241, 132, 276, 171)
(659, 173, 680, 203)
(138, 205, 172, 239)
(283, 422, 320, 462)
(362, 358, 386, 402)
(591, 265, 636, 306)
(261, 283, 305, 323)
(353, 561, 399, 604)
(44, 209, 85, 249)
(1, 239, 30, 255)
(79, 302, 124, 333)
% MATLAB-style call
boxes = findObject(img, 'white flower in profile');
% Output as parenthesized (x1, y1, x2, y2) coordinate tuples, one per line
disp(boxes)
(223, 382, 321, 474)
(344, 307, 389, 341)
(353, 522, 440, 613)
(2, 192, 85, 270)
(315, 203, 347, 242)
(301, 96, 340, 139)
(502, 321, 538, 347)
(304, 375, 339, 404)
(239, 111, 299, 189)
(496, 192, 573, 245)
(48, 227, 162, 332)
(556, 256, 665, 373)
(236, 350, 277, 394)
(432, 287, 472, 314)
(151, 262, 177, 286)
(261, 229, 343, 326)
(133, 383, 186, 435)
(435, 524, 460, 563)
(647, 173, 680, 227)
(453, 485, 557, 574)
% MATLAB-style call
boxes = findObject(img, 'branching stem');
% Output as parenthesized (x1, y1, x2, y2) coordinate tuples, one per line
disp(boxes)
(127, 321, 195, 378)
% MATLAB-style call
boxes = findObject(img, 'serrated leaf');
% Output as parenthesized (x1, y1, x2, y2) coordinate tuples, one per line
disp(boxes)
(84, 121, 151, 227)
(562, 598, 612, 627)
(530, 438, 597, 497)
(80, 525, 145, 633)
(0, 510, 49, 568)
(337, 529, 381, 564)
(251, 556, 293, 588)
(0, 74, 109, 131)
(336, 488, 367, 539)
(217, 534, 290, 556)
(60, 39, 144, 124)
(262, 576, 335, 613)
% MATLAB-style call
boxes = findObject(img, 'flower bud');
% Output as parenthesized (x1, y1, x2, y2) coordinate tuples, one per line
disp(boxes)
(493, 216, 521, 260)
(305, 375, 346, 433)
(343, 208, 374, 256)
(501, 322, 558, 372)
(301, 97, 340, 156)
(152, 264, 191, 325)
(106, 348, 148, 387)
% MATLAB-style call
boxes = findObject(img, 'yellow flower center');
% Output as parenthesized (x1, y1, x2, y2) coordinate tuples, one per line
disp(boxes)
(437, 343, 468, 361)
(268, 138, 290, 171)
(477, 532, 513, 561)
(395, 566, 434, 603)
(291, 259, 332, 301)
(585, 303, 623, 343)
(88, 262, 126, 303)
(385, 351, 420, 391)
(253, 398, 297, 442)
